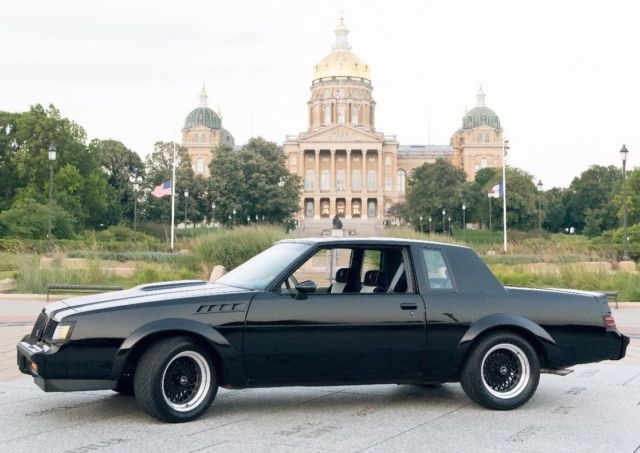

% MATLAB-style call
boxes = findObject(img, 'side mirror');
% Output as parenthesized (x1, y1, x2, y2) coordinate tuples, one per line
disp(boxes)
(294, 280, 316, 300)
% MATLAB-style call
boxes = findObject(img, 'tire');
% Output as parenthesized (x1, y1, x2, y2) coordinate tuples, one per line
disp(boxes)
(134, 337, 218, 422)
(460, 332, 540, 410)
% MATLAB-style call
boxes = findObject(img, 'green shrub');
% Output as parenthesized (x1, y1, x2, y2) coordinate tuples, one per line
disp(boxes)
(192, 225, 286, 271)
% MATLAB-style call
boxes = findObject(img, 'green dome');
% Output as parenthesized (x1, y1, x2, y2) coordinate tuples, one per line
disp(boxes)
(184, 107, 221, 130)
(463, 106, 501, 130)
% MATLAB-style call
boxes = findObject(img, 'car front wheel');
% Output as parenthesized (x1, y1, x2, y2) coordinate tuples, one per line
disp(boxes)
(460, 332, 540, 410)
(134, 337, 218, 422)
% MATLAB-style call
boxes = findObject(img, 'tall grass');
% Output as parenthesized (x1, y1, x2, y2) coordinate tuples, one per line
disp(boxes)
(191, 225, 287, 271)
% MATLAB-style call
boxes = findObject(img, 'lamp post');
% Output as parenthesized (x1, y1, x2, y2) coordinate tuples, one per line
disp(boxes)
(428, 216, 432, 235)
(132, 178, 140, 233)
(211, 202, 216, 226)
(462, 202, 466, 230)
(448, 216, 451, 235)
(419, 215, 423, 240)
(47, 145, 57, 253)
(232, 208, 237, 226)
(246, 215, 250, 224)
(183, 189, 189, 226)
(442, 208, 446, 234)
(621, 145, 630, 261)
(502, 139, 509, 253)
(536, 179, 543, 239)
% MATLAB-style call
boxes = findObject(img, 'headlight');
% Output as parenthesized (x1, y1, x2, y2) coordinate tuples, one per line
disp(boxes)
(51, 322, 74, 343)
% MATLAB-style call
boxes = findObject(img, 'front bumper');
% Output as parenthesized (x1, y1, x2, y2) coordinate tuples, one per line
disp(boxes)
(16, 341, 115, 392)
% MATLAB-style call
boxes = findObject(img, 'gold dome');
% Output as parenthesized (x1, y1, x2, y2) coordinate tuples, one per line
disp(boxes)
(312, 16, 371, 82)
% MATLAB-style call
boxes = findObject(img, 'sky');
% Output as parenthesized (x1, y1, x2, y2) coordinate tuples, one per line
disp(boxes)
(1, 0, 638, 188)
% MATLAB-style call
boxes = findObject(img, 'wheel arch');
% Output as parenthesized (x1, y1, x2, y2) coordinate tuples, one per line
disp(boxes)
(112, 318, 242, 387)
(450, 314, 559, 380)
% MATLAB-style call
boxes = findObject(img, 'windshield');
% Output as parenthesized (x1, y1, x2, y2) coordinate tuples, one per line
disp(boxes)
(215, 242, 311, 290)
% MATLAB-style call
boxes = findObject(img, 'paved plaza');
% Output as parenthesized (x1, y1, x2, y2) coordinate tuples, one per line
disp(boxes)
(0, 297, 639, 452)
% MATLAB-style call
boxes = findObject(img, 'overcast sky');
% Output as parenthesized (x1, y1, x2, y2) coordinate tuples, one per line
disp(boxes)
(2, 0, 638, 188)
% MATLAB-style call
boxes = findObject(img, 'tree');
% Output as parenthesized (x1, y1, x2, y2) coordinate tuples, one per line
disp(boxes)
(464, 167, 497, 228)
(485, 167, 538, 231)
(143, 141, 194, 224)
(542, 187, 568, 232)
(564, 165, 622, 233)
(89, 139, 144, 225)
(405, 158, 467, 232)
(208, 138, 301, 226)
(0, 198, 76, 239)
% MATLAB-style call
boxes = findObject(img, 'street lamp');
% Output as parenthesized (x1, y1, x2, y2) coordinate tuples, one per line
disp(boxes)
(232, 208, 237, 226)
(184, 189, 189, 226)
(448, 216, 451, 235)
(428, 216, 432, 234)
(620, 145, 630, 261)
(537, 179, 543, 239)
(132, 177, 141, 233)
(247, 215, 250, 224)
(442, 208, 446, 234)
(462, 202, 466, 230)
(211, 202, 216, 226)
(419, 215, 423, 240)
(47, 144, 57, 253)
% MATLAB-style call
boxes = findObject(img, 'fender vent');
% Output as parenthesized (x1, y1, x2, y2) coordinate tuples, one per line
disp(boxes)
(195, 303, 246, 314)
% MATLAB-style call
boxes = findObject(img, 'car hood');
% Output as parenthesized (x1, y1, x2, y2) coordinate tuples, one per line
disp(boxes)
(45, 280, 254, 318)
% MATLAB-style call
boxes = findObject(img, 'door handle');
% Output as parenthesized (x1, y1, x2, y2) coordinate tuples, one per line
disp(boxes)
(400, 303, 418, 310)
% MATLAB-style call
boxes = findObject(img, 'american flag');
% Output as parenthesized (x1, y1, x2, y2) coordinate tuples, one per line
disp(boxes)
(488, 183, 502, 199)
(151, 180, 172, 198)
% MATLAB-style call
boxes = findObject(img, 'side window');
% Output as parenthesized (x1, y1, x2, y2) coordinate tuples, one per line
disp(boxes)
(361, 249, 381, 281)
(280, 248, 352, 294)
(422, 249, 453, 290)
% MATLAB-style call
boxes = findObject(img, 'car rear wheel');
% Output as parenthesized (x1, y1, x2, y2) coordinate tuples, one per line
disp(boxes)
(134, 337, 218, 422)
(460, 332, 540, 410)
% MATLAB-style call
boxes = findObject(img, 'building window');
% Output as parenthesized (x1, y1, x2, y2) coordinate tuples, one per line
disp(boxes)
(320, 199, 330, 217)
(323, 105, 331, 125)
(480, 158, 488, 169)
(352, 199, 361, 217)
(352, 169, 362, 191)
(196, 157, 204, 175)
(485, 134, 490, 143)
(305, 169, 314, 191)
(368, 199, 377, 218)
(320, 169, 330, 191)
(336, 169, 345, 192)
(351, 105, 359, 125)
(194, 134, 200, 144)
(336, 199, 346, 217)
(305, 199, 314, 217)
(385, 175, 392, 191)
(367, 170, 377, 190)
(201, 133, 206, 143)
(338, 105, 345, 123)
(397, 170, 406, 194)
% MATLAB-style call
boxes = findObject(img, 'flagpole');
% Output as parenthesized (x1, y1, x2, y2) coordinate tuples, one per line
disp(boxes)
(170, 141, 177, 251)
(502, 138, 509, 253)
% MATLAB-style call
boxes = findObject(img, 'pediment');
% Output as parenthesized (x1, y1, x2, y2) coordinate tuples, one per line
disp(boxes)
(299, 125, 382, 144)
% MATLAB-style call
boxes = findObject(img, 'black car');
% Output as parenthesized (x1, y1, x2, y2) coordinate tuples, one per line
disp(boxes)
(17, 238, 629, 422)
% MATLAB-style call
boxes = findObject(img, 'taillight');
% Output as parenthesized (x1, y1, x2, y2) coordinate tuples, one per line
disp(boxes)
(603, 314, 617, 330)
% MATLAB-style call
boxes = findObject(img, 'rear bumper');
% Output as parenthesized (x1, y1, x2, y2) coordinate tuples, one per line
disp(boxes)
(619, 333, 630, 360)
(17, 341, 115, 392)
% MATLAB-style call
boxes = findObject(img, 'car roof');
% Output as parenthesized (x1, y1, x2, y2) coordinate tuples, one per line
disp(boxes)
(277, 236, 471, 250)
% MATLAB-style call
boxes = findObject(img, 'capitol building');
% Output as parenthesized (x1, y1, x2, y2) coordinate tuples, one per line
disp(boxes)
(180, 17, 504, 233)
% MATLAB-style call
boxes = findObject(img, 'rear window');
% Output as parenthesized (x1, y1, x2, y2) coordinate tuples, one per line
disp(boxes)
(422, 248, 453, 290)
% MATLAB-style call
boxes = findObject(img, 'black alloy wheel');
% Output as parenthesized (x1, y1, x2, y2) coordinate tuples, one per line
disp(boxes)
(460, 332, 540, 410)
(134, 337, 218, 422)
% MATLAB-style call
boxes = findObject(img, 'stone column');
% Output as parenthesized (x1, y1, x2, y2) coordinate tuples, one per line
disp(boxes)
(330, 150, 336, 194)
(378, 150, 383, 193)
(346, 197, 352, 220)
(346, 150, 351, 192)
(314, 149, 320, 194)
(314, 196, 320, 219)
(362, 150, 366, 191)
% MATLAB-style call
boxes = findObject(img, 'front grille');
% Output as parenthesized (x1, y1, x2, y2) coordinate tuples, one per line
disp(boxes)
(30, 312, 48, 340)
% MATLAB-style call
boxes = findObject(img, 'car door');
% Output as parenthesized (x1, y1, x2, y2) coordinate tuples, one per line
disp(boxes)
(243, 245, 426, 384)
